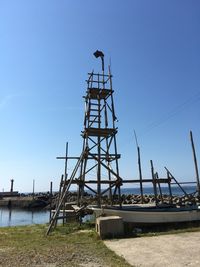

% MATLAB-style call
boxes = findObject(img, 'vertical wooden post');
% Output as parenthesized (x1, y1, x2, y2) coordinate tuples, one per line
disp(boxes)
(150, 160, 158, 205)
(166, 170, 173, 204)
(32, 179, 35, 200)
(137, 146, 144, 203)
(156, 172, 163, 204)
(134, 131, 144, 203)
(104, 97, 112, 204)
(49, 181, 53, 221)
(109, 66, 121, 206)
(64, 142, 68, 182)
(190, 131, 200, 195)
(50, 181, 53, 196)
(97, 73, 101, 207)
(63, 142, 68, 224)
(10, 179, 14, 193)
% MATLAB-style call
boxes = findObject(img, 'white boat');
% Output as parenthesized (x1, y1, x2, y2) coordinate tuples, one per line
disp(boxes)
(91, 204, 200, 224)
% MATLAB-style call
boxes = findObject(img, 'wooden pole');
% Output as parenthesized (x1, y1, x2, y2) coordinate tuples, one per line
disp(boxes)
(63, 142, 68, 224)
(164, 167, 190, 197)
(134, 131, 144, 203)
(46, 151, 85, 235)
(109, 66, 121, 206)
(156, 172, 163, 204)
(10, 179, 14, 193)
(50, 181, 53, 196)
(64, 142, 68, 182)
(166, 170, 173, 204)
(150, 160, 158, 205)
(32, 179, 35, 200)
(190, 131, 200, 195)
(97, 73, 101, 207)
(49, 181, 53, 221)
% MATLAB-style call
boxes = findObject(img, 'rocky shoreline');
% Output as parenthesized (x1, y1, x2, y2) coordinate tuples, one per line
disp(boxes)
(1, 191, 200, 209)
(66, 192, 200, 207)
(0, 193, 52, 209)
(121, 194, 200, 206)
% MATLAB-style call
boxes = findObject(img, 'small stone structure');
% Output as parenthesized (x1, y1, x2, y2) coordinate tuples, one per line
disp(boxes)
(96, 216, 124, 239)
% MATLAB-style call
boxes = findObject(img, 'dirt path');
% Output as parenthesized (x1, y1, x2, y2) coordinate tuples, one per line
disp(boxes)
(105, 231, 200, 267)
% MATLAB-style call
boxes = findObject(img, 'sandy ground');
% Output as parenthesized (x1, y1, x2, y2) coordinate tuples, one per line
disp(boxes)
(105, 231, 200, 267)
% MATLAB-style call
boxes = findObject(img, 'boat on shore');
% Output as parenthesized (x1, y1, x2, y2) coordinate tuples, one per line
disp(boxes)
(91, 204, 200, 224)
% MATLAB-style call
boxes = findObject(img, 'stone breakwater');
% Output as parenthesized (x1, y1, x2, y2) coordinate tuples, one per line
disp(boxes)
(66, 192, 200, 206)
(121, 194, 200, 206)
(0, 197, 32, 208)
(1, 192, 200, 209)
(0, 194, 52, 209)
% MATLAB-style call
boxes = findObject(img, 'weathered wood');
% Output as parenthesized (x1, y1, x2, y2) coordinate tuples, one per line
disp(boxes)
(155, 172, 164, 203)
(134, 131, 144, 203)
(166, 170, 173, 204)
(190, 130, 200, 195)
(164, 167, 190, 198)
(49, 181, 53, 221)
(150, 160, 158, 205)
(46, 151, 85, 235)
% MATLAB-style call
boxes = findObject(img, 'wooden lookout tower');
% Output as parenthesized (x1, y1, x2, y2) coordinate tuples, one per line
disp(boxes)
(77, 51, 122, 207)
(47, 51, 123, 234)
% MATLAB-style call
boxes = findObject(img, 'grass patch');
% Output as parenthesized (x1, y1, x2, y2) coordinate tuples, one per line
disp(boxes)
(0, 223, 131, 266)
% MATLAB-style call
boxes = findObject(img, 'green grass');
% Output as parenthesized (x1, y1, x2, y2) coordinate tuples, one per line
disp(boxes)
(0, 223, 132, 266)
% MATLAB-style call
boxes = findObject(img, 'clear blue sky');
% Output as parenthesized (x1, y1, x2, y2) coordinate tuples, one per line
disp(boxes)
(0, 0, 200, 192)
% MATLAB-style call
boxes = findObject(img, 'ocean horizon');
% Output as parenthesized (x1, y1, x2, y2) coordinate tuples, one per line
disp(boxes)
(120, 185, 198, 196)
(21, 185, 198, 197)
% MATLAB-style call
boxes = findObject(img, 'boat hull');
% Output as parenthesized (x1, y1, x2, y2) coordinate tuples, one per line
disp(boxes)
(91, 205, 200, 224)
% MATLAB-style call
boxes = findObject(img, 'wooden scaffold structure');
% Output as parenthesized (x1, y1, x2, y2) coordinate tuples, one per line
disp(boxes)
(47, 51, 123, 234)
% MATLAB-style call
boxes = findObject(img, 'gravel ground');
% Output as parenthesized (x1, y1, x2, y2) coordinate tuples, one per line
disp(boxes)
(0, 247, 113, 267)
(0, 247, 104, 267)
(105, 231, 200, 267)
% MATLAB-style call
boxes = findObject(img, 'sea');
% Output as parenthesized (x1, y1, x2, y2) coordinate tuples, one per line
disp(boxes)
(120, 185, 197, 196)
(0, 185, 198, 227)
(0, 208, 50, 227)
